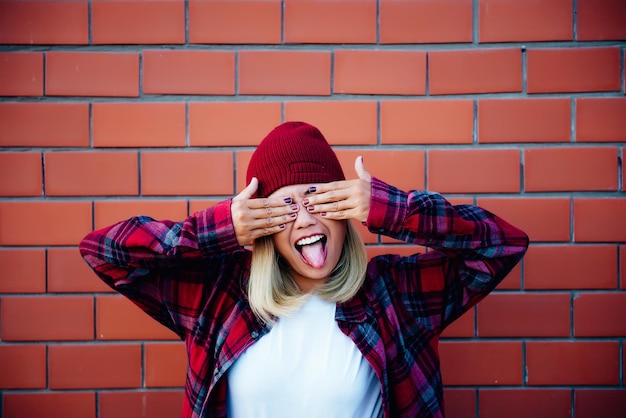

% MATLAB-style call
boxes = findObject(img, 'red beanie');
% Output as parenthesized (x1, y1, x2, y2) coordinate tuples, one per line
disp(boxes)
(246, 121, 345, 198)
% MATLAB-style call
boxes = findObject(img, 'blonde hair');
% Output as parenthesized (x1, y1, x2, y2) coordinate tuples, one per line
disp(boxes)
(248, 220, 367, 325)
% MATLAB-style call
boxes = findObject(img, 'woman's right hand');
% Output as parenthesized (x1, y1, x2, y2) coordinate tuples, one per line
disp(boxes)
(231, 177, 300, 246)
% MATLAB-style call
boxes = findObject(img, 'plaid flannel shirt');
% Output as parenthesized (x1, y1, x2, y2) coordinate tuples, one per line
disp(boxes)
(80, 178, 528, 418)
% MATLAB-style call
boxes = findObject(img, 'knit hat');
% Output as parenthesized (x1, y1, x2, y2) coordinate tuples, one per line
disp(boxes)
(246, 121, 345, 198)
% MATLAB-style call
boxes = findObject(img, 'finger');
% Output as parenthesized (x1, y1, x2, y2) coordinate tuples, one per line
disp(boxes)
(248, 196, 295, 210)
(234, 177, 258, 201)
(354, 156, 372, 182)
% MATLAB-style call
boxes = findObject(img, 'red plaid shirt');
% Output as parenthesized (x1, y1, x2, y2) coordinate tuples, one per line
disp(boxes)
(80, 178, 528, 417)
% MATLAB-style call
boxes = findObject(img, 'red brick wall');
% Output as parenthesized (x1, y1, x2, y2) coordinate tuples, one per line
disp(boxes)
(1, 1, 625, 417)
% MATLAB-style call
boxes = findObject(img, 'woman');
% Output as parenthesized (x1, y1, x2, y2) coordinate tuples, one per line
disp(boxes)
(80, 121, 529, 418)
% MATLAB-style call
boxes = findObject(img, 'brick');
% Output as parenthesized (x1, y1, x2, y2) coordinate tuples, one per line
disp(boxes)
(477, 198, 570, 243)
(478, 98, 570, 143)
(524, 245, 617, 290)
(429, 49, 522, 95)
(0, 345, 46, 389)
(0, 201, 92, 246)
(380, 0, 472, 44)
(526, 342, 619, 385)
(0, 1, 88, 44)
(479, 0, 572, 42)
(440, 307, 474, 338)
(189, 102, 282, 147)
(143, 50, 235, 95)
(621, 246, 626, 290)
(95, 200, 188, 230)
(337, 150, 425, 195)
(0, 52, 43, 96)
(574, 198, 626, 242)
(93, 103, 186, 147)
(48, 247, 113, 293)
(145, 343, 187, 387)
(141, 151, 234, 196)
(524, 147, 618, 192)
(99, 391, 184, 418)
(239, 51, 331, 95)
(0, 103, 89, 147)
(1, 296, 93, 341)
(334, 50, 426, 95)
(0, 249, 46, 293)
(0, 152, 42, 196)
(3, 392, 95, 418)
(188, 0, 281, 44)
(574, 293, 626, 337)
(236, 149, 425, 195)
(440, 341, 522, 385)
(284, 0, 376, 43)
(576, 98, 626, 142)
(46, 52, 139, 97)
(381, 100, 473, 145)
(96, 295, 179, 341)
(188, 200, 220, 217)
(479, 389, 572, 418)
(575, 390, 626, 418)
(495, 262, 521, 290)
(477, 293, 570, 337)
(92, 0, 184, 44)
(45, 151, 138, 196)
(527, 47, 621, 93)
(49, 344, 141, 389)
(443, 389, 476, 418)
(285, 101, 378, 145)
(577, 0, 626, 41)
(428, 149, 520, 193)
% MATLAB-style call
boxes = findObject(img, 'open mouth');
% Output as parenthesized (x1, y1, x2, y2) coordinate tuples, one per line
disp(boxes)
(295, 234, 327, 268)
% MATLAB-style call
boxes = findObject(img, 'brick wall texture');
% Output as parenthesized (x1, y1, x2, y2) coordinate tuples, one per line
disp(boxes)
(1, 1, 625, 417)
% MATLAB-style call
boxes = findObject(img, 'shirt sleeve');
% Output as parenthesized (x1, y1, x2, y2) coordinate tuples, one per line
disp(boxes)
(365, 177, 529, 332)
(79, 199, 245, 339)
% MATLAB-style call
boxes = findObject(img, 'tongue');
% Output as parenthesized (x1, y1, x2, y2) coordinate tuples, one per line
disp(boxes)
(300, 241, 325, 269)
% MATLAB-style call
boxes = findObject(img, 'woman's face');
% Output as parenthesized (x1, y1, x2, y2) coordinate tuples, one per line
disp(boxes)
(268, 184, 347, 293)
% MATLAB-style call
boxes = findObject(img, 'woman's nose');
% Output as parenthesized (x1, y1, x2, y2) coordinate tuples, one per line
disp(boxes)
(293, 204, 317, 228)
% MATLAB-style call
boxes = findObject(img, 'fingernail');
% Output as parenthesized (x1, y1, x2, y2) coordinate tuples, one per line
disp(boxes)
(307, 205, 314, 212)
(321, 212, 327, 217)
(279, 224, 286, 229)
(290, 204, 298, 211)
(307, 186, 316, 193)
(283, 197, 292, 204)
(302, 198, 309, 206)
(289, 213, 297, 218)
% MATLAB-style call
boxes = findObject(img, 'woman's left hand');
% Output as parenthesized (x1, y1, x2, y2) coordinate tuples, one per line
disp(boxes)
(302, 156, 372, 222)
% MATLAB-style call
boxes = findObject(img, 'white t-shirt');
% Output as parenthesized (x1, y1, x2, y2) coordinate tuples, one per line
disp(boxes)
(227, 296, 382, 418)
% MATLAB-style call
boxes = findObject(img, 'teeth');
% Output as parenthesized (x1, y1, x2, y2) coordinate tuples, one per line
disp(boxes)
(296, 235, 323, 247)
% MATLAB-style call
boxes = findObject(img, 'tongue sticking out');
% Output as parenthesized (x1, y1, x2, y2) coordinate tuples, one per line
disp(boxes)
(300, 241, 326, 269)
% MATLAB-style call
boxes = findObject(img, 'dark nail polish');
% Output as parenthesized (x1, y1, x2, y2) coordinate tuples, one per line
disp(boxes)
(283, 197, 292, 204)
(279, 224, 286, 229)
(289, 213, 297, 218)
(307, 205, 314, 212)
(302, 198, 309, 206)
(308, 186, 317, 193)
(320, 212, 327, 217)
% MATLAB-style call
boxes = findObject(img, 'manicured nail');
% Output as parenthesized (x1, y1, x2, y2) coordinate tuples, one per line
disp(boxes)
(289, 212, 297, 218)
(302, 198, 309, 206)
(307, 205, 314, 212)
(283, 197, 292, 204)
(279, 224, 286, 229)
(307, 186, 317, 193)
(320, 212, 327, 217)
(290, 204, 298, 211)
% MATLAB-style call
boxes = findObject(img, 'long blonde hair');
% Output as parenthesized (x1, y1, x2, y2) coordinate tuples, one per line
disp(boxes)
(248, 220, 367, 324)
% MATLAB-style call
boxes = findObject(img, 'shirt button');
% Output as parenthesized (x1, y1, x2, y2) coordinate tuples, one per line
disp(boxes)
(251, 331, 259, 339)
